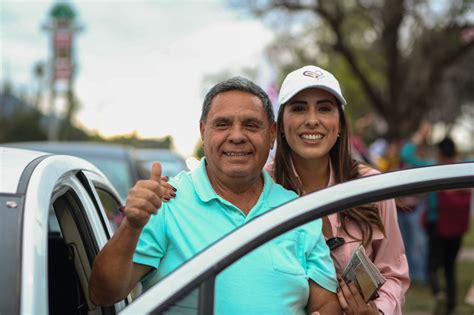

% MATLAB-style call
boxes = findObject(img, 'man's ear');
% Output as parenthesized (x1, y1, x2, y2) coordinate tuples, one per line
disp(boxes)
(199, 121, 205, 141)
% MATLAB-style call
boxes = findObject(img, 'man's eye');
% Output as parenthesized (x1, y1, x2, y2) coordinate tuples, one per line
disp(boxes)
(246, 123, 259, 129)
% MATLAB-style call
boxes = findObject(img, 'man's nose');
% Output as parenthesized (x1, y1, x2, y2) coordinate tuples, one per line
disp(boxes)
(228, 125, 246, 143)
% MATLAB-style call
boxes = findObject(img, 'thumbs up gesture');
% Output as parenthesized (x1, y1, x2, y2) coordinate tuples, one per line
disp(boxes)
(123, 162, 163, 230)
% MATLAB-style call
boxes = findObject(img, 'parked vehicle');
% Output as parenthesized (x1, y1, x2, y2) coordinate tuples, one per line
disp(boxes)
(0, 147, 129, 314)
(1, 147, 472, 314)
(2, 141, 144, 201)
(136, 148, 188, 178)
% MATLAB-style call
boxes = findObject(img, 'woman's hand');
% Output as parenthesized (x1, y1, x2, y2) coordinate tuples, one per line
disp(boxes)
(160, 176, 176, 202)
(337, 278, 381, 315)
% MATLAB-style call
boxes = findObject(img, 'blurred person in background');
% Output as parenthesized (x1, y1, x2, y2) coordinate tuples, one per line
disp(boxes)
(425, 137, 471, 315)
(372, 140, 402, 173)
(90, 77, 341, 314)
(398, 122, 435, 284)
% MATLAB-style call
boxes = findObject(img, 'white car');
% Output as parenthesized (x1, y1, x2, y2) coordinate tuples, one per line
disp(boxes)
(1, 147, 472, 314)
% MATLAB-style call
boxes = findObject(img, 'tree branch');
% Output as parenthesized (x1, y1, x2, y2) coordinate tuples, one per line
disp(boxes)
(381, 0, 405, 106)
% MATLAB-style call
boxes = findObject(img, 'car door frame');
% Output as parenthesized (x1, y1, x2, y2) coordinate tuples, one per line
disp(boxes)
(18, 155, 126, 314)
(121, 162, 474, 314)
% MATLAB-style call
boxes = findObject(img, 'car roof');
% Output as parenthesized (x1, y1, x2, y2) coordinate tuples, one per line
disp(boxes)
(3, 141, 136, 159)
(0, 147, 48, 194)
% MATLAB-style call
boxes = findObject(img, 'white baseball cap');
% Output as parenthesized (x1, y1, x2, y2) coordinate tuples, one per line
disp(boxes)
(278, 65, 347, 110)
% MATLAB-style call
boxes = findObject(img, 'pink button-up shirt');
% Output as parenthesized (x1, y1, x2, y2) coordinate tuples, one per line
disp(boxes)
(265, 161, 410, 315)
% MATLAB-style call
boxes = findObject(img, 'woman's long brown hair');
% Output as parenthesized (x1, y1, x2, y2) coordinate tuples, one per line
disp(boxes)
(273, 103, 385, 247)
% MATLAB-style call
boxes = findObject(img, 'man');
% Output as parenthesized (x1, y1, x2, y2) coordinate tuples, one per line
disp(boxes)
(89, 77, 341, 314)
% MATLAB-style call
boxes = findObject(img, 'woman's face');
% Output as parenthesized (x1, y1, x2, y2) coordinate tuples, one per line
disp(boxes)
(282, 88, 341, 162)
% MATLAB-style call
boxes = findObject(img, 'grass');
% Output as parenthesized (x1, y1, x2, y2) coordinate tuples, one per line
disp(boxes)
(463, 218, 474, 247)
(402, 223, 474, 315)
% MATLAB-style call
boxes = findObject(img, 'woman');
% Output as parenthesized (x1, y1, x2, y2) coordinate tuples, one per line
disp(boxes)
(268, 65, 409, 315)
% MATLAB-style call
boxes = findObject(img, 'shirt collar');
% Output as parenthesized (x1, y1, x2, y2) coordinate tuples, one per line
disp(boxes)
(191, 157, 277, 207)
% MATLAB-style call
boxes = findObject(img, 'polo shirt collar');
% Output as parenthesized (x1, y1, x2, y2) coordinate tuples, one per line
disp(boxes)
(191, 157, 279, 208)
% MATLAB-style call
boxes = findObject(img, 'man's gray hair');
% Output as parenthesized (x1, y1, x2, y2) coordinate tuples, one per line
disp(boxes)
(200, 76, 275, 123)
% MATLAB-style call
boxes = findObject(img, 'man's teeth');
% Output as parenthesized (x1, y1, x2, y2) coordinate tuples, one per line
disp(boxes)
(225, 152, 249, 156)
(301, 134, 323, 140)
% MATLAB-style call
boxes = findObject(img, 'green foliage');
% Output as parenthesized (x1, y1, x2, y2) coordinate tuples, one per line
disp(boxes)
(194, 139, 204, 159)
(0, 110, 47, 142)
(403, 258, 474, 314)
(50, 2, 76, 21)
(106, 133, 173, 149)
(248, 0, 474, 140)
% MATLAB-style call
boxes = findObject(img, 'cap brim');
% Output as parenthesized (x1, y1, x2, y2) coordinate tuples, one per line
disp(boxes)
(280, 84, 347, 107)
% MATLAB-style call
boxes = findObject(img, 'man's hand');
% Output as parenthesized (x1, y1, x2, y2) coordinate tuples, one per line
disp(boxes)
(124, 162, 163, 229)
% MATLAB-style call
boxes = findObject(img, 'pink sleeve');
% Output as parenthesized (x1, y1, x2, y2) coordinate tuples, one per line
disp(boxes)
(264, 161, 275, 178)
(372, 198, 410, 315)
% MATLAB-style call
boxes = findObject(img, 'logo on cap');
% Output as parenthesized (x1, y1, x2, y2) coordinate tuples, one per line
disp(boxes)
(303, 70, 324, 79)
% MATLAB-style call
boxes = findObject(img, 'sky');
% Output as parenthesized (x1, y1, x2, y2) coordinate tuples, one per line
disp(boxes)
(0, 0, 275, 157)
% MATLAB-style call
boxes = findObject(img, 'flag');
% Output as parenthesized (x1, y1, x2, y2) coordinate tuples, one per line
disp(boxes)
(256, 52, 279, 161)
(256, 52, 279, 117)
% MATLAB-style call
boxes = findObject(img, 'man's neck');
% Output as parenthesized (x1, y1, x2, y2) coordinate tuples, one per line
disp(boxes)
(207, 172, 264, 216)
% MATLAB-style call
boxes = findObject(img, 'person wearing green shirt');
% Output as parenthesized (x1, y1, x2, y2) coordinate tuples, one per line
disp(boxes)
(89, 77, 341, 314)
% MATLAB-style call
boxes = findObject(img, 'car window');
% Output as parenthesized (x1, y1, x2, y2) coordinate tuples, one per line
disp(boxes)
(48, 177, 128, 314)
(49, 189, 109, 314)
(96, 187, 123, 231)
(85, 156, 132, 200)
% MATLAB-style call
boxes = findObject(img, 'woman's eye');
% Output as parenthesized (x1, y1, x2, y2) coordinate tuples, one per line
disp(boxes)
(319, 106, 332, 113)
(291, 106, 305, 112)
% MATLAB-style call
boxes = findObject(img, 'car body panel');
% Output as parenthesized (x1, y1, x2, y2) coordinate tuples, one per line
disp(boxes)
(0, 147, 45, 193)
(0, 147, 126, 314)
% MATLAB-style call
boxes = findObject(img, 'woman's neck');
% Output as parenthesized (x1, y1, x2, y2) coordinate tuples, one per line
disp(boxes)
(291, 155, 330, 194)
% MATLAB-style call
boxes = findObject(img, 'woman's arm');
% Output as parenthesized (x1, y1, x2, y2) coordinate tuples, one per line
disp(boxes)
(370, 198, 410, 315)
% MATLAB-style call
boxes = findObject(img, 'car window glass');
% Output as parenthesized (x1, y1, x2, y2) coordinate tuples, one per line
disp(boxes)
(48, 207, 61, 233)
(160, 288, 199, 315)
(96, 187, 123, 231)
(83, 156, 132, 200)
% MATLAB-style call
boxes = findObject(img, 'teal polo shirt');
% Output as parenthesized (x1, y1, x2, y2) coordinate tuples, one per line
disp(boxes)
(133, 158, 337, 314)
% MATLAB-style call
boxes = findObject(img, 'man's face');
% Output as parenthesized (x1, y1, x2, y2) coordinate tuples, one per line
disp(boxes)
(200, 90, 276, 183)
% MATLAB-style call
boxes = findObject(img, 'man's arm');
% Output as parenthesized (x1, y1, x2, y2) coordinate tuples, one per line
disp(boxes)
(89, 162, 163, 306)
(307, 280, 342, 315)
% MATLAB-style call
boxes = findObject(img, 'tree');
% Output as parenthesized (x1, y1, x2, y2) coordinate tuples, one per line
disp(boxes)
(245, 0, 474, 140)
(33, 62, 45, 110)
